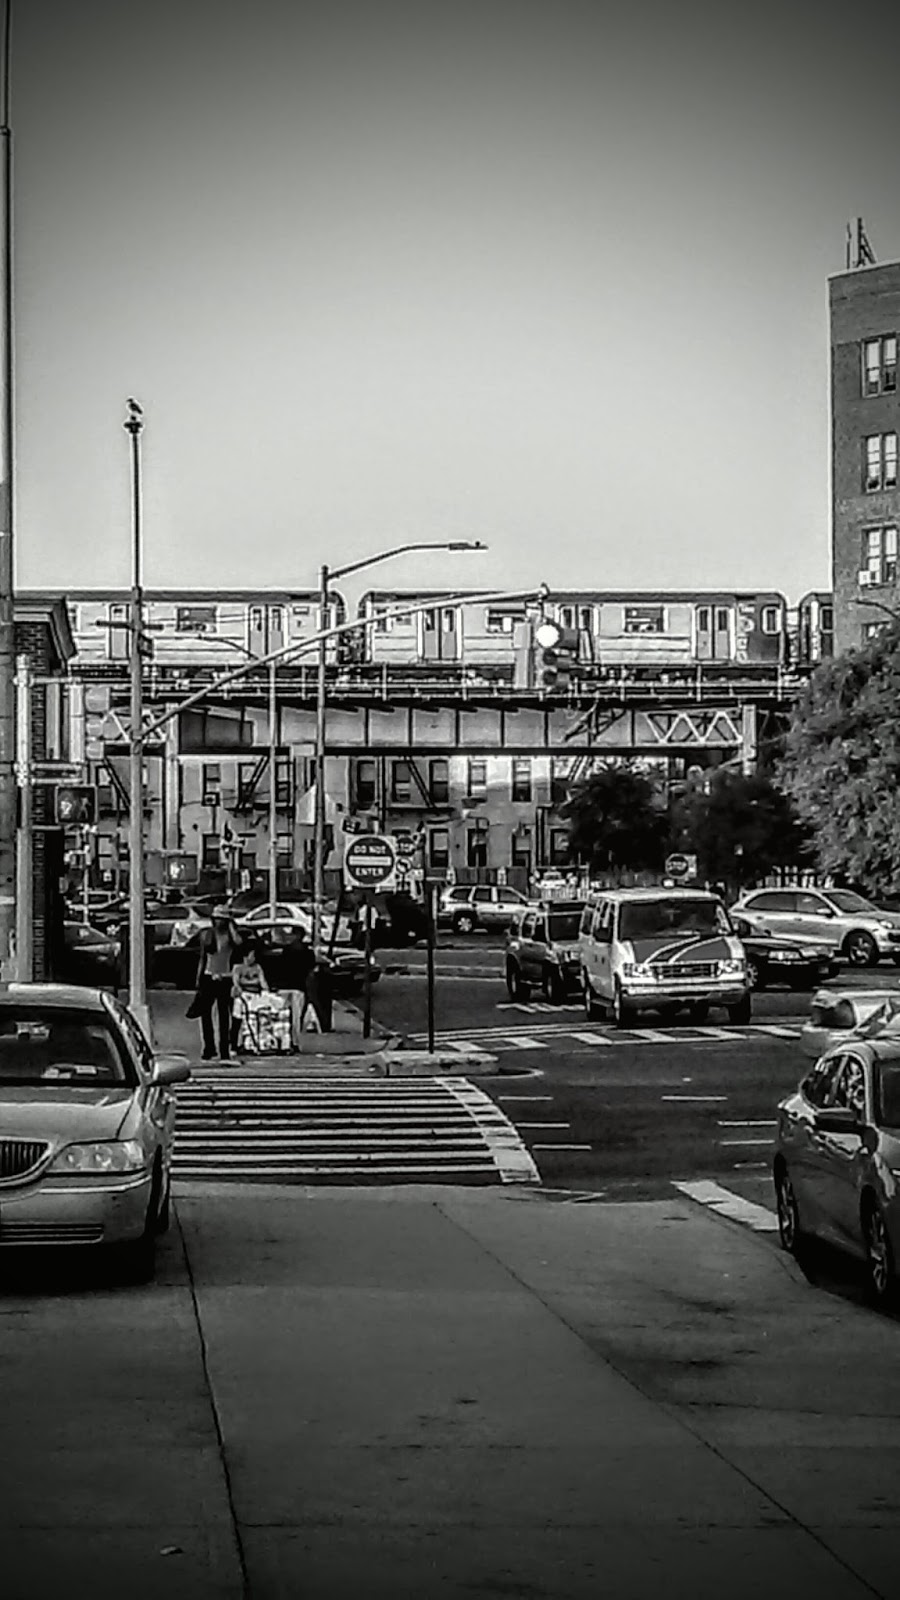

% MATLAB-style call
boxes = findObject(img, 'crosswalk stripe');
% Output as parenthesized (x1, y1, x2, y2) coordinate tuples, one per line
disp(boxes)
(695, 1027, 745, 1041)
(627, 1029, 673, 1043)
(755, 1025, 800, 1037)
(173, 1075, 539, 1187)
(498, 1035, 548, 1050)
(567, 1031, 613, 1047)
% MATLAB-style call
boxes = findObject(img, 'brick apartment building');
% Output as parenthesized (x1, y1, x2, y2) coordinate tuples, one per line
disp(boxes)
(830, 259, 900, 654)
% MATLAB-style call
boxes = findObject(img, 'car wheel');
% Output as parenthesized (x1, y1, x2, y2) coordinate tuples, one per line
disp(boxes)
(727, 993, 752, 1025)
(454, 912, 476, 935)
(611, 980, 635, 1030)
(774, 1162, 806, 1258)
(583, 977, 601, 1020)
(862, 1196, 897, 1308)
(687, 1001, 709, 1025)
(542, 967, 566, 1005)
(844, 930, 879, 968)
(745, 958, 763, 991)
(507, 963, 530, 1002)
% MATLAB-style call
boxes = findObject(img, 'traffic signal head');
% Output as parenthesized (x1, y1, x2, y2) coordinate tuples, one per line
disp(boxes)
(55, 784, 97, 827)
(536, 623, 579, 691)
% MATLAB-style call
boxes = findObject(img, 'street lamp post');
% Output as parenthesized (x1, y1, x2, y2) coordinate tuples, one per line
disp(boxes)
(0, 0, 15, 979)
(312, 541, 486, 950)
(124, 399, 148, 1030)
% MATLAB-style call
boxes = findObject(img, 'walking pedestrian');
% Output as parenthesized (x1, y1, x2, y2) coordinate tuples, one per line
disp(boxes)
(196, 908, 243, 1061)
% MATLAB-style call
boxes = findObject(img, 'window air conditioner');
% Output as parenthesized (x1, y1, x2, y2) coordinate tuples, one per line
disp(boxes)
(858, 570, 875, 587)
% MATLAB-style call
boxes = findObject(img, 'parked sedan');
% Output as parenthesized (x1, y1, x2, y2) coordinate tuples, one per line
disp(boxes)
(773, 1037, 900, 1305)
(505, 903, 586, 1003)
(57, 922, 123, 990)
(730, 915, 840, 992)
(0, 985, 190, 1280)
(800, 988, 900, 1060)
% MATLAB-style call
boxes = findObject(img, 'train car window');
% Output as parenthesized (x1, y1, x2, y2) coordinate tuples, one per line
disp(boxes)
(423, 609, 436, 631)
(623, 606, 665, 634)
(715, 607, 729, 631)
(820, 605, 834, 632)
(176, 605, 217, 633)
(442, 609, 455, 633)
(486, 609, 521, 633)
(697, 606, 709, 630)
(578, 606, 593, 631)
(761, 606, 779, 633)
(561, 605, 575, 628)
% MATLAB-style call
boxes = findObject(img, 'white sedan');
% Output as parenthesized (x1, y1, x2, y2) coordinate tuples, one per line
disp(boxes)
(238, 902, 354, 946)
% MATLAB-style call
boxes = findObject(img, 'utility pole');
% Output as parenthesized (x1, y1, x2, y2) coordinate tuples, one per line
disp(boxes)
(0, 1, 15, 979)
(14, 651, 30, 979)
(124, 399, 148, 1030)
(268, 653, 278, 915)
(313, 562, 328, 950)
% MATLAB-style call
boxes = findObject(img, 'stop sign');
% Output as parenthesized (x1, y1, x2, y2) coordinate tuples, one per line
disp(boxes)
(665, 852, 696, 881)
(343, 833, 399, 890)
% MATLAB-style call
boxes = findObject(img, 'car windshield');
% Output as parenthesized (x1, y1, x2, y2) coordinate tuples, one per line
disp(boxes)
(0, 1008, 128, 1085)
(547, 910, 584, 942)
(619, 899, 730, 940)
(826, 891, 877, 914)
(877, 1064, 900, 1129)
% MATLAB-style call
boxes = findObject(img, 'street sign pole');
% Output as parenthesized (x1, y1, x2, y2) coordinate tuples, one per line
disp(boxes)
(426, 883, 436, 1054)
(363, 894, 373, 1039)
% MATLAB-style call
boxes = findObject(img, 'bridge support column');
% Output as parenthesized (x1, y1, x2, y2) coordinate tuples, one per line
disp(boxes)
(741, 702, 757, 776)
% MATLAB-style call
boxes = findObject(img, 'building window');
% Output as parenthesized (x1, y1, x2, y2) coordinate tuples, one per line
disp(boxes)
(176, 604, 217, 634)
(202, 763, 222, 806)
(862, 526, 898, 586)
(549, 828, 570, 866)
(624, 605, 665, 634)
(862, 335, 897, 397)
(864, 621, 891, 641)
(275, 757, 293, 809)
(429, 828, 450, 870)
(511, 757, 532, 803)
(429, 759, 449, 806)
(391, 760, 412, 804)
(760, 605, 780, 634)
(467, 827, 488, 868)
(467, 758, 487, 798)
(355, 759, 376, 810)
(201, 835, 220, 868)
(864, 432, 898, 492)
(511, 828, 532, 868)
(549, 758, 568, 809)
(276, 833, 293, 867)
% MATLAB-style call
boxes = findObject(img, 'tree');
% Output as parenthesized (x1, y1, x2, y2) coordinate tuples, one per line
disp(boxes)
(670, 768, 810, 896)
(564, 763, 668, 876)
(778, 626, 900, 893)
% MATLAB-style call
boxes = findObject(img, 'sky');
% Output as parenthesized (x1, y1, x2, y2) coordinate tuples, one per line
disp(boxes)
(12, 0, 900, 607)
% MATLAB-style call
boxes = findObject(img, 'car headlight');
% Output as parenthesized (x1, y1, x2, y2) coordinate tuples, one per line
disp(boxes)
(768, 949, 801, 962)
(621, 962, 650, 979)
(48, 1139, 146, 1175)
(717, 958, 746, 976)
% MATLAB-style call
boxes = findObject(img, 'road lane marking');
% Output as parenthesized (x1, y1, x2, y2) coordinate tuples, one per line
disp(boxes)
(516, 1121, 570, 1128)
(719, 1138, 774, 1147)
(495, 1094, 554, 1101)
(717, 1119, 777, 1127)
(755, 1024, 801, 1037)
(697, 1027, 745, 1040)
(672, 1178, 779, 1232)
(661, 1094, 728, 1102)
(627, 1029, 675, 1042)
(531, 1142, 592, 1151)
(501, 1036, 548, 1050)
(567, 1031, 613, 1046)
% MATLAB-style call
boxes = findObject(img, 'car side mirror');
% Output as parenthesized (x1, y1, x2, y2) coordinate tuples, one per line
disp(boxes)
(814, 1106, 860, 1134)
(593, 925, 611, 944)
(152, 1054, 191, 1086)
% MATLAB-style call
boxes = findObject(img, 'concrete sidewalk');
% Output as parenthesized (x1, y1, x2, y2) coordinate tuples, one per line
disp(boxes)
(149, 991, 497, 1074)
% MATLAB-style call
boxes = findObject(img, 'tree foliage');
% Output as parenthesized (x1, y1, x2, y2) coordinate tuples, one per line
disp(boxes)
(670, 770, 810, 894)
(778, 627, 900, 894)
(564, 763, 668, 874)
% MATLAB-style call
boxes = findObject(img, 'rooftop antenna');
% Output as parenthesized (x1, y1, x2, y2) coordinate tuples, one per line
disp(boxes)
(847, 217, 877, 270)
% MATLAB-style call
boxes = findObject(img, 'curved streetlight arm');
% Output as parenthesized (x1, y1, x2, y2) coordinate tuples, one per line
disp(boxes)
(328, 540, 487, 585)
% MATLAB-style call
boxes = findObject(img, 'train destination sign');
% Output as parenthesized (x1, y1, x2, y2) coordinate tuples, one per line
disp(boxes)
(343, 833, 399, 891)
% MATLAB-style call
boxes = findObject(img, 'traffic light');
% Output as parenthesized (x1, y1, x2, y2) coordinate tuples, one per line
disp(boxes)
(54, 785, 98, 827)
(164, 852, 199, 886)
(535, 623, 580, 691)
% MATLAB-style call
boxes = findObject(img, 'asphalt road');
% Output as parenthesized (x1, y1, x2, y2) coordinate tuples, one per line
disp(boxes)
(368, 945, 900, 1218)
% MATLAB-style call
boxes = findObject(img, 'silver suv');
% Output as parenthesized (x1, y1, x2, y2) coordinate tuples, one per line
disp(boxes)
(438, 884, 530, 934)
(732, 887, 900, 969)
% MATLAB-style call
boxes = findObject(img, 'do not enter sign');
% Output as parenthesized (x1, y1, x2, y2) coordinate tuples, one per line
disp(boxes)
(343, 833, 399, 891)
(665, 852, 697, 881)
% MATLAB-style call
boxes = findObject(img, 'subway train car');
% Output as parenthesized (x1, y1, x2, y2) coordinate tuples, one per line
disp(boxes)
(357, 588, 790, 673)
(64, 590, 347, 668)
(795, 592, 835, 667)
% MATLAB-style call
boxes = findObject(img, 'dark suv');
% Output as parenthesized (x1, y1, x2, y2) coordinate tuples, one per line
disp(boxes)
(505, 902, 586, 1003)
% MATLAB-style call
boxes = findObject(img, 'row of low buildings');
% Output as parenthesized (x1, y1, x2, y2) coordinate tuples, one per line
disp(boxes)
(17, 249, 900, 924)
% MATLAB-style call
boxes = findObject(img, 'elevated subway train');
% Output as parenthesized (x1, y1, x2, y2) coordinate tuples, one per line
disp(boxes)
(59, 587, 832, 678)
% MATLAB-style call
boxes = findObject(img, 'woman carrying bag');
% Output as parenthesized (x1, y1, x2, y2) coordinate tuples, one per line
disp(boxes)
(193, 908, 243, 1061)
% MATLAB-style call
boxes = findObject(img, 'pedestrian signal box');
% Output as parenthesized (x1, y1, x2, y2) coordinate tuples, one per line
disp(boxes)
(54, 784, 98, 827)
(164, 852, 199, 886)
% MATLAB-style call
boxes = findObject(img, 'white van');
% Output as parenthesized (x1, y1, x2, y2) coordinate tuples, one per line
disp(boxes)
(579, 887, 750, 1028)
